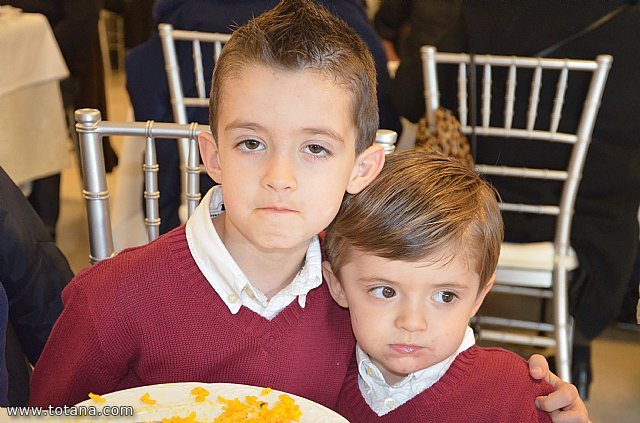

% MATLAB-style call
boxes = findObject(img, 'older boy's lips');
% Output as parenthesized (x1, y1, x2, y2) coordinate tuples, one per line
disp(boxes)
(257, 206, 297, 213)
(389, 344, 424, 354)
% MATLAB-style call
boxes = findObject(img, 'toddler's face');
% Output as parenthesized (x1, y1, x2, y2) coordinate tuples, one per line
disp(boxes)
(325, 250, 493, 385)
(199, 64, 380, 254)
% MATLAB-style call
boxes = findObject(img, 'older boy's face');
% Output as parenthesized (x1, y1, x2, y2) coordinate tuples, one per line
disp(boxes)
(199, 64, 382, 253)
(324, 251, 493, 385)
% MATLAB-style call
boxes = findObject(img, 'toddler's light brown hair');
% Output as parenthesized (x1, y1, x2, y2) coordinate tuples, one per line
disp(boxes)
(325, 151, 504, 290)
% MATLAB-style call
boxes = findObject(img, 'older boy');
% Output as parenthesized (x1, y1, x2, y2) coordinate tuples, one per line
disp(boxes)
(29, 0, 383, 408)
(323, 152, 583, 422)
(30, 0, 583, 418)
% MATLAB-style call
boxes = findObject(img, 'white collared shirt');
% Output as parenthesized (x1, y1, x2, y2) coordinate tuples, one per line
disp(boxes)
(185, 186, 323, 320)
(357, 326, 476, 416)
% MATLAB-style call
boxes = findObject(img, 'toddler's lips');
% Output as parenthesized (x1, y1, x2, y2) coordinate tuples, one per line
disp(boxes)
(390, 344, 423, 354)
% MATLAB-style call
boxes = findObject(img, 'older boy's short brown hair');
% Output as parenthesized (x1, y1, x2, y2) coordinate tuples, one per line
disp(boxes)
(325, 151, 504, 290)
(208, 0, 379, 155)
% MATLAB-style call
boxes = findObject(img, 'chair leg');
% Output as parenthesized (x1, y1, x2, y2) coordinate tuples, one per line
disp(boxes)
(554, 269, 572, 382)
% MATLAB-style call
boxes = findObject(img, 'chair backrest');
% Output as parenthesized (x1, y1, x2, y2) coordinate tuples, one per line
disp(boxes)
(158, 23, 231, 161)
(76, 108, 397, 264)
(75, 108, 207, 263)
(421, 46, 612, 258)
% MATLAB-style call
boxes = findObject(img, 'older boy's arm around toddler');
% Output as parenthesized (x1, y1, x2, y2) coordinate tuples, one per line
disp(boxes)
(323, 151, 588, 422)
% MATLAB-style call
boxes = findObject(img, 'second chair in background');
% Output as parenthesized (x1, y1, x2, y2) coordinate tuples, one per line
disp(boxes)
(420, 45, 612, 382)
(159, 23, 231, 220)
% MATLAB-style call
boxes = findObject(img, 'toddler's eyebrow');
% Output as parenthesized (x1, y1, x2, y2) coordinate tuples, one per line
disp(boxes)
(429, 281, 471, 291)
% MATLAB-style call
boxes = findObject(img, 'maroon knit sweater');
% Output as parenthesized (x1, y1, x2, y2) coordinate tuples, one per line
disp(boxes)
(29, 227, 355, 408)
(337, 346, 554, 423)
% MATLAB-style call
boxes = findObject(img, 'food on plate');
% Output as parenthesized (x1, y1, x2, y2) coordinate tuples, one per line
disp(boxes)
(161, 388, 302, 423)
(140, 392, 157, 404)
(88, 392, 106, 402)
(191, 386, 210, 403)
(83, 385, 305, 422)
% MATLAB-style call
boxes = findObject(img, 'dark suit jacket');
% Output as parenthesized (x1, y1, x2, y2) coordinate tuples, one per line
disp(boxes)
(0, 166, 74, 404)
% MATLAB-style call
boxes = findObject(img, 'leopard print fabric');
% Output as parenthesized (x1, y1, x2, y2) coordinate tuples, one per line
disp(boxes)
(414, 108, 474, 170)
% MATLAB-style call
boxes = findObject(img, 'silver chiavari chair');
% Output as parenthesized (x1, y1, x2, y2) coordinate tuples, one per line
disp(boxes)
(158, 23, 231, 219)
(421, 45, 612, 381)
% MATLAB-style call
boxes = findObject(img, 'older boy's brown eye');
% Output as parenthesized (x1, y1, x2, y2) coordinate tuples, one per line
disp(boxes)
(303, 144, 329, 157)
(243, 140, 261, 150)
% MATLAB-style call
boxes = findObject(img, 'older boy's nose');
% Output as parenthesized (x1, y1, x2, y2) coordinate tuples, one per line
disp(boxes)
(397, 302, 428, 332)
(263, 153, 297, 191)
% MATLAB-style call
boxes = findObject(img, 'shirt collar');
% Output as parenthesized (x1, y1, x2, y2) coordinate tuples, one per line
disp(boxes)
(357, 326, 476, 416)
(185, 186, 322, 317)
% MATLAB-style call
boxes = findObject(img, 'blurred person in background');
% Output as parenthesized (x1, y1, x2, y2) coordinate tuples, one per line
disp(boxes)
(374, 0, 463, 62)
(0, 166, 74, 405)
(0, 0, 117, 239)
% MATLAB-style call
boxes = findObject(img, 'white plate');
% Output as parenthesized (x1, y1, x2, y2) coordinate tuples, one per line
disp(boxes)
(63, 382, 348, 423)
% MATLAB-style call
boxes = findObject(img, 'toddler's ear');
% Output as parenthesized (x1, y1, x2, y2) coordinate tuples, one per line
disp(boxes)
(346, 144, 385, 194)
(471, 273, 495, 317)
(198, 132, 222, 183)
(322, 261, 349, 308)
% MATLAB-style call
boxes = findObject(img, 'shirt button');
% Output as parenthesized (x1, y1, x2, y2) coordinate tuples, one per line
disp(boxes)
(366, 367, 375, 377)
(227, 293, 239, 303)
(245, 289, 256, 300)
(384, 398, 395, 409)
(416, 385, 425, 394)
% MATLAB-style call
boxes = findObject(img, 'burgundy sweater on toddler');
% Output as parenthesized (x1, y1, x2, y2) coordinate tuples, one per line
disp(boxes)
(29, 226, 355, 408)
(337, 345, 553, 423)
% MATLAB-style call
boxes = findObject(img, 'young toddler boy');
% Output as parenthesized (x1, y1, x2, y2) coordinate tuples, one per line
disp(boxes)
(29, 0, 583, 418)
(323, 152, 563, 422)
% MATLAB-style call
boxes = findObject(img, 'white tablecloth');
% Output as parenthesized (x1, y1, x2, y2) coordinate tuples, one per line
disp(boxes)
(0, 11, 71, 185)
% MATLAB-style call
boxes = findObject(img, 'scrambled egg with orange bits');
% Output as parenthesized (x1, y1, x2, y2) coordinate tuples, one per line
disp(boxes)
(87, 386, 302, 422)
(161, 387, 302, 423)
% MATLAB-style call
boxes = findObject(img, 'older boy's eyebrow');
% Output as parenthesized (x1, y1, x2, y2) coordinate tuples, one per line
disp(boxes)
(225, 120, 264, 132)
(225, 120, 345, 144)
(301, 127, 345, 144)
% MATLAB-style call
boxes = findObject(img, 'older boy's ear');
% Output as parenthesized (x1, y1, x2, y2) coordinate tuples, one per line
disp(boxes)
(322, 261, 349, 308)
(471, 273, 495, 317)
(346, 144, 385, 194)
(198, 132, 222, 183)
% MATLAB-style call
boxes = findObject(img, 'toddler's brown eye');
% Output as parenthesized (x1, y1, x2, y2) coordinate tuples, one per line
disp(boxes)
(433, 291, 457, 304)
(370, 286, 396, 299)
(382, 287, 395, 298)
(441, 292, 454, 303)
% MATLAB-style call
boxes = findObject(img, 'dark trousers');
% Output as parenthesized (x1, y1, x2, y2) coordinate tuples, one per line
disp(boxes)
(27, 174, 60, 240)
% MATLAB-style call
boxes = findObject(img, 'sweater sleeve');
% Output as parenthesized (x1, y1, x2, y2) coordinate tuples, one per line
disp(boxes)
(28, 280, 128, 407)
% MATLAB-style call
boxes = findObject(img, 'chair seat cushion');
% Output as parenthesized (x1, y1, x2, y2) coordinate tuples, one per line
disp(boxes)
(498, 241, 578, 271)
